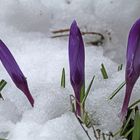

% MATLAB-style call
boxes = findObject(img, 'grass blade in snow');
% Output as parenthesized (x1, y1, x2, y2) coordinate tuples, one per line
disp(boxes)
(120, 108, 135, 135)
(124, 127, 134, 138)
(129, 99, 140, 109)
(100, 63, 108, 79)
(118, 64, 123, 71)
(0, 79, 7, 92)
(0, 79, 7, 99)
(61, 68, 65, 88)
(132, 111, 140, 140)
(82, 75, 95, 105)
(109, 81, 125, 100)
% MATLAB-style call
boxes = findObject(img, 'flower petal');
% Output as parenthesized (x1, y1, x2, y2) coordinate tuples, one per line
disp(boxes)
(69, 20, 85, 116)
(0, 40, 34, 106)
(120, 19, 140, 120)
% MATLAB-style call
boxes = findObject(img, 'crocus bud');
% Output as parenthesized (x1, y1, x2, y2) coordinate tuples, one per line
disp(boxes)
(0, 40, 34, 106)
(120, 19, 140, 120)
(69, 20, 85, 116)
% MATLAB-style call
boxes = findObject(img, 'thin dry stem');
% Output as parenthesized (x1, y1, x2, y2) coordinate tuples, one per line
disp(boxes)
(51, 28, 105, 46)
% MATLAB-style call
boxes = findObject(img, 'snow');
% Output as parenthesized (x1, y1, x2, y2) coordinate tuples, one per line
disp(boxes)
(8, 112, 98, 140)
(0, 0, 140, 140)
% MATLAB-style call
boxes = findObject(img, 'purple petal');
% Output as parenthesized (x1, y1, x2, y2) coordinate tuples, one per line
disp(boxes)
(69, 20, 85, 116)
(0, 40, 34, 106)
(120, 19, 140, 120)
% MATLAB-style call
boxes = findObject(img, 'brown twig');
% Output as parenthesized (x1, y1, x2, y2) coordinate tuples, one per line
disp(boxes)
(52, 28, 69, 34)
(52, 29, 104, 39)
(51, 29, 105, 43)
(51, 34, 69, 38)
(81, 32, 104, 40)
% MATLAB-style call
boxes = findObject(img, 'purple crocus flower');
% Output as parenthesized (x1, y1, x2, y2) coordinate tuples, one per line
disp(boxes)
(0, 40, 34, 107)
(120, 19, 140, 120)
(69, 20, 85, 116)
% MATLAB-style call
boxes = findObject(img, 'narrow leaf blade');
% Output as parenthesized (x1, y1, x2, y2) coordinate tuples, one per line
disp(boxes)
(121, 108, 134, 135)
(109, 81, 125, 100)
(61, 68, 65, 88)
(82, 75, 95, 105)
(132, 111, 140, 140)
(129, 99, 140, 109)
(0, 80, 7, 92)
(118, 64, 123, 71)
(100, 63, 108, 79)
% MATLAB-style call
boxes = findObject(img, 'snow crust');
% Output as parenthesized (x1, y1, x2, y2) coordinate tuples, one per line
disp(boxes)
(0, 0, 140, 140)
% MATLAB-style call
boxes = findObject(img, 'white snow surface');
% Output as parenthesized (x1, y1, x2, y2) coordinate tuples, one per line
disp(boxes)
(0, 0, 140, 140)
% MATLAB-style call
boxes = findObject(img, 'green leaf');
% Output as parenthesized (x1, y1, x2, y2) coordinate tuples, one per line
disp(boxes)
(83, 112, 91, 127)
(82, 75, 95, 105)
(109, 81, 125, 100)
(0, 80, 7, 92)
(0, 80, 7, 100)
(80, 84, 85, 103)
(100, 63, 108, 79)
(121, 108, 135, 135)
(129, 99, 140, 109)
(112, 129, 121, 137)
(124, 127, 134, 138)
(132, 111, 140, 140)
(61, 68, 65, 88)
(118, 64, 123, 71)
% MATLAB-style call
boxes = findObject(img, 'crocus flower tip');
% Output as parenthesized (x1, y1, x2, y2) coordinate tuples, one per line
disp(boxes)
(0, 40, 34, 107)
(70, 20, 79, 33)
(72, 20, 77, 25)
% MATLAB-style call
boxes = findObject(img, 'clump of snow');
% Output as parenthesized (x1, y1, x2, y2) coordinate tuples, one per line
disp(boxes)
(8, 112, 92, 140)
(1, 0, 140, 63)
(0, 99, 19, 138)
(0, 99, 20, 123)
(0, 0, 140, 140)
